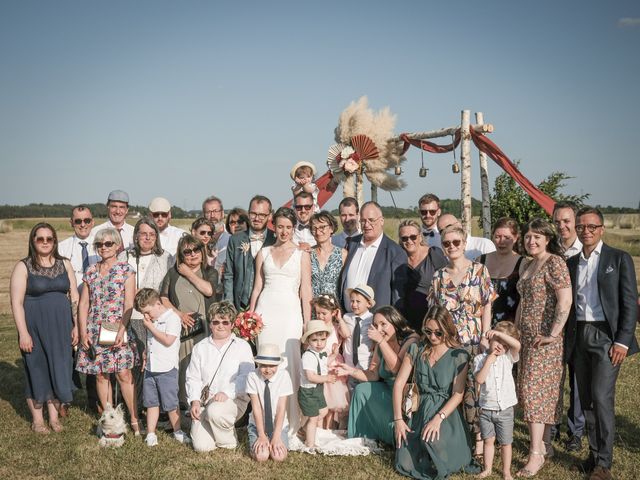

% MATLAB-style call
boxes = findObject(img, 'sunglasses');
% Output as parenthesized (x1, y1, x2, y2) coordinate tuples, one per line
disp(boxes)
(400, 234, 419, 243)
(211, 320, 232, 326)
(35, 236, 54, 244)
(295, 204, 313, 211)
(228, 219, 240, 225)
(73, 218, 93, 225)
(94, 241, 116, 249)
(182, 247, 202, 256)
(442, 239, 463, 249)
(198, 230, 213, 237)
(423, 329, 444, 338)
(420, 209, 438, 216)
(576, 224, 603, 233)
(152, 212, 169, 218)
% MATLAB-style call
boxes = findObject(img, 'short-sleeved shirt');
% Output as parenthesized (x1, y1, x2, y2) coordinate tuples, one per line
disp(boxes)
(342, 311, 374, 369)
(245, 369, 293, 430)
(473, 351, 518, 411)
(300, 349, 328, 388)
(146, 309, 182, 373)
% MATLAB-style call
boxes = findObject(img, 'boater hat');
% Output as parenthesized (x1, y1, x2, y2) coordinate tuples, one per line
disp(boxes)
(290, 161, 317, 180)
(254, 343, 282, 366)
(346, 284, 376, 307)
(301, 320, 331, 344)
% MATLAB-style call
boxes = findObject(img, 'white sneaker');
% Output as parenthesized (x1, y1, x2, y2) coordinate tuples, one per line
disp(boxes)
(173, 430, 191, 444)
(145, 433, 158, 447)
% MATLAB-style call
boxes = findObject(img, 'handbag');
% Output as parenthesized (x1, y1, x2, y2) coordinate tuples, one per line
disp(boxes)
(200, 339, 235, 405)
(181, 312, 206, 340)
(98, 322, 128, 346)
(402, 351, 420, 419)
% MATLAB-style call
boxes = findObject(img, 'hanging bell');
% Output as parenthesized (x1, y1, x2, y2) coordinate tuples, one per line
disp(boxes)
(395, 166, 403, 175)
(419, 167, 428, 178)
(452, 161, 460, 174)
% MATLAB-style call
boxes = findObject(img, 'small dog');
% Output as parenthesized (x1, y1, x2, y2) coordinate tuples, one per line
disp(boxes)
(97, 403, 127, 448)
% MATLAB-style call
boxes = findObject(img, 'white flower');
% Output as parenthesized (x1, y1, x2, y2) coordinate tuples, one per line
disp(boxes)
(240, 242, 251, 256)
(343, 158, 359, 173)
(339, 146, 355, 160)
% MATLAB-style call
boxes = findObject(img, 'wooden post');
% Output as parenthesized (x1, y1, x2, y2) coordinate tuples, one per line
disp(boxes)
(460, 110, 472, 234)
(476, 112, 491, 238)
(371, 183, 378, 203)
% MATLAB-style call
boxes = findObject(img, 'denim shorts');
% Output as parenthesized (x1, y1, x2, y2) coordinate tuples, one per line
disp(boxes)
(143, 368, 179, 412)
(479, 406, 514, 445)
(247, 422, 289, 449)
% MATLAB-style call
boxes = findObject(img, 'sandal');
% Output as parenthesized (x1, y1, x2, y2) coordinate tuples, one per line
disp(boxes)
(516, 451, 545, 477)
(31, 422, 50, 434)
(49, 420, 64, 433)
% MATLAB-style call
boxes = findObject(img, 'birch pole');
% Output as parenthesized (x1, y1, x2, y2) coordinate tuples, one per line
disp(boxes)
(476, 112, 491, 238)
(460, 110, 472, 234)
(371, 183, 378, 203)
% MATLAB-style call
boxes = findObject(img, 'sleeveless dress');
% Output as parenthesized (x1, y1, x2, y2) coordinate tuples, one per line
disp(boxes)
(404, 246, 447, 331)
(255, 246, 304, 429)
(479, 254, 523, 326)
(76, 262, 138, 374)
(310, 246, 343, 298)
(323, 323, 349, 416)
(395, 344, 480, 479)
(21, 258, 74, 405)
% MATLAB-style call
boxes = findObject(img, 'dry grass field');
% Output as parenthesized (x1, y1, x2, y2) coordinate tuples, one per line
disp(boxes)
(0, 218, 639, 479)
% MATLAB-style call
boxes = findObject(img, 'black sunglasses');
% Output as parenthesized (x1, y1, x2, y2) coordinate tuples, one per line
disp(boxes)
(423, 328, 444, 338)
(400, 234, 419, 243)
(182, 247, 202, 256)
(94, 241, 116, 249)
(73, 218, 93, 225)
(442, 239, 463, 249)
(295, 204, 313, 211)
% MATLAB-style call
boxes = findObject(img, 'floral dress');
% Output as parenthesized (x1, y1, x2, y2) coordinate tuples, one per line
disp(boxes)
(76, 262, 138, 374)
(310, 246, 343, 298)
(516, 254, 570, 424)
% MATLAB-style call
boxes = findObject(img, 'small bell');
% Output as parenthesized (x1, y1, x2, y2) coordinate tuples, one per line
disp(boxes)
(395, 166, 403, 175)
(419, 167, 428, 178)
(452, 161, 460, 174)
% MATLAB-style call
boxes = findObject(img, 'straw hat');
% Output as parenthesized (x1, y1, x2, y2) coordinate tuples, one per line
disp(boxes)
(290, 161, 317, 180)
(301, 320, 331, 344)
(254, 343, 282, 366)
(346, 284, 376, 307)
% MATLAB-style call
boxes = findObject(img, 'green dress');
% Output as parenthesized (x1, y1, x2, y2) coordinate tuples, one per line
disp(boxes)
(347, 349, 396, 446)
(395, 344, 480, 479)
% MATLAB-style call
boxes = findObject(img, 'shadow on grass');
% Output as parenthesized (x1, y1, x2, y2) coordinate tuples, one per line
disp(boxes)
(616, 415, 640, 453)
(0, 359, 30, 421)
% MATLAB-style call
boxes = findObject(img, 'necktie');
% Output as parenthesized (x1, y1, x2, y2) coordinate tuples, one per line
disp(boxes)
(263, 379, 273, 437)
(423, 230, 435, 238)
(319, 352, 327, 358)
(297, 223, 310, 231)
(79, 241, 89, 273)
(352, 316, 361, 366)
(116, 228, 125, 254)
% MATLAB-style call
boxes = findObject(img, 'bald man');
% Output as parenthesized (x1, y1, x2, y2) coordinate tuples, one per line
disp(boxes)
(437, 213, 495, 260)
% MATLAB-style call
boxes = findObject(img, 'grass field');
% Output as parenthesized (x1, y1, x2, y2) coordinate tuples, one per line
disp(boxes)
(0, 219, 639, 479)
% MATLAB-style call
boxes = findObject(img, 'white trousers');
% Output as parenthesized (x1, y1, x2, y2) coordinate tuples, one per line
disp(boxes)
(190, 396, 248, 452)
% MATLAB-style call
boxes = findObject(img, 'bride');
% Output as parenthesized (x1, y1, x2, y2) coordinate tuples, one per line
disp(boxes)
(250, 207, 312, 430)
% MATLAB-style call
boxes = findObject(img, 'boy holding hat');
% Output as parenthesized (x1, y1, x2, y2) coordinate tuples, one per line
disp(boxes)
(246, 343, 293, 462)
(290, 161, 319, 212)
(342, 284, 376, 378)
(298, 320, 337, 447)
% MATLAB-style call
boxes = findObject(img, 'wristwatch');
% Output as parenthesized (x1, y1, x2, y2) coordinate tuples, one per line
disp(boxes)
(438, 411, 446, 420)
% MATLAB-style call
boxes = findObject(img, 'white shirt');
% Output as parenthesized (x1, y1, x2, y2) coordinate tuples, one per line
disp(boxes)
(213, 230, 231, 269)
(146, 309, 182, 373)
(246, 369, 293, 430)
(576, 240, 605, 322)
(293, 223, 316, 247)
(300, 349, 329, 388)
(332, 228, 361, 249)
(563, 237, 583, 259)
(473, 351, 518, 411)
(58, 233, 99, 288)
(185, 334, 255, 404)
(464, 234, 496, 260)
(342, 311, 374, 369)
(159, 224, 187, 259)
(421, 226, 441, 248)
(343, 233, 383, 312)
(126, 251, 172, 320)
(249, 229, 268, 258)
(95, 220, 135, 250)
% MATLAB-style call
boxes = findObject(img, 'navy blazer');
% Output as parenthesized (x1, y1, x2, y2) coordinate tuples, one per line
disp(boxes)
(223, 229, 276, 310)
(565, 242, 639, 361)
(340, 233, 408, 312)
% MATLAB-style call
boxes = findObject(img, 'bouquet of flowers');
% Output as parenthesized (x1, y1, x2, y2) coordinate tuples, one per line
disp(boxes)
(232, 310, 264, 342)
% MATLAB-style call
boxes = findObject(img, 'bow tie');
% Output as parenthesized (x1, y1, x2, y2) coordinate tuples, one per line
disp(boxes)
(250, 233, 265, 242)
(318, 352, 328, 358)
(297, 223, 310, 231)
(423, 230, 435, 238)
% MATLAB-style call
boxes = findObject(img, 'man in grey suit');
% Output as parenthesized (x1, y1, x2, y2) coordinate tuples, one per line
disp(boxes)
(340, 201, 408, 312)
(224, 195, 276, 311)
(565, 206, 638, 480)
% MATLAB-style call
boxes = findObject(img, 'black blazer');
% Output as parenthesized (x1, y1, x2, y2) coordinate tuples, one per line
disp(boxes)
(565, 242, 639, 361)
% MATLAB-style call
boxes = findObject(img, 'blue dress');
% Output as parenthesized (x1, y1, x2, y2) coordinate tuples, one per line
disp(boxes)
(22, 258, 74, 405)
(310, 246, 343, 298)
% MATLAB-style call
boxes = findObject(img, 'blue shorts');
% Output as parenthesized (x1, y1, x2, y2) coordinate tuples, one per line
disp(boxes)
(248, 422, 289, 449)
(143, 368, 179, 412)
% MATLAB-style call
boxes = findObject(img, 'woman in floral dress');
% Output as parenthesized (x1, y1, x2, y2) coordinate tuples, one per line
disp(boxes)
(76, 228, 140, 433)
(309, 211, 346, 298)
(515, 218, 572, 477)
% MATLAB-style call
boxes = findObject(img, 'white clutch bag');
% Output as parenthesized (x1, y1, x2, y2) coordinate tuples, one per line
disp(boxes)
(98, 322, 128, 346)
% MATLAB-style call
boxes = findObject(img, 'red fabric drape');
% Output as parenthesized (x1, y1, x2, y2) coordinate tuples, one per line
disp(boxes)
(401, 132, 461, 154)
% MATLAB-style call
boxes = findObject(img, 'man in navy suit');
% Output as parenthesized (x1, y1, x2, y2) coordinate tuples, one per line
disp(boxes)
(340, 201, 408, 312)
(565, 206, 638, 480)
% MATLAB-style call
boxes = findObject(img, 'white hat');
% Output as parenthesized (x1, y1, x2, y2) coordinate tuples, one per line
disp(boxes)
(148, 197, 171, 213)
(301, 320, 331, 344)
(290, 161, 317, 180)
(254, 343, 282, 366)
(346, 284, 376, 307)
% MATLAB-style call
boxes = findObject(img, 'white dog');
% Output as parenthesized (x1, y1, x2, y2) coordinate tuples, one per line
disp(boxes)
(97, 403, 127, 448)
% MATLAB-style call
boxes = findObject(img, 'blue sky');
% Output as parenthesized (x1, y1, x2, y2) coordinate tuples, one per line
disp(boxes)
(1, 0, 638, 211)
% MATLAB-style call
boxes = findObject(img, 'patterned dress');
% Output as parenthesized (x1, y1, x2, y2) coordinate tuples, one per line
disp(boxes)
(516, 254, 570, 424)
(76, 262, 138, 374)
(479, 254, 523, 326)
(310, 246, 343, 298)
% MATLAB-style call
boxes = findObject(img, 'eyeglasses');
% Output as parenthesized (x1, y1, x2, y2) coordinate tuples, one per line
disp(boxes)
(576, 224, 603, 233)
(400, 234, 419, 243)
(311, 224, 330, 233)
(182, 247, 202, 256)
(420, 209, 438, 217)
(211, 320, 232, 326)
(423, 329, 444, 338)
(152, 212, 169, 218)
(35, 236, 54, 244)
(442, 239, 463, 249)
(198, 230, 213, 237)
(205, 208, 223, 215)
(295, 204, 313, 211)
(249, 212, 269, 220)
(360, 217, 381, 226)
(138, 232, 156, 238)
(94, 241, 116, 249)
(73, 218, 92, 225)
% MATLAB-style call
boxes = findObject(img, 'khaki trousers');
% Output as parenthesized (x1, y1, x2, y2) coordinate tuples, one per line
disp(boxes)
(190, 396, 248, 452)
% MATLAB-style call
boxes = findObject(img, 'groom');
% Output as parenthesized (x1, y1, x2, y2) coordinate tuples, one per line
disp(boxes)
(224, 195, 276, 310)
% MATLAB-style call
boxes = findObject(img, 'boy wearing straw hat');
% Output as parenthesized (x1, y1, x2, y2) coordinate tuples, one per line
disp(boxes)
(245, 343, 293, 462)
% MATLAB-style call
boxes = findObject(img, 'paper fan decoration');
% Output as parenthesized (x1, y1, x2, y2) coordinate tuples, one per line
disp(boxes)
(351, 134, 379, 161)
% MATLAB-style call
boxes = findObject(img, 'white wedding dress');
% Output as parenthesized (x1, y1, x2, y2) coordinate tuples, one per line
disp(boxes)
(255, 246, 303, 430)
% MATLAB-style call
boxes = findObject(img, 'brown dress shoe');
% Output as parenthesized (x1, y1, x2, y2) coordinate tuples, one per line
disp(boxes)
(590, 466, 613, 480)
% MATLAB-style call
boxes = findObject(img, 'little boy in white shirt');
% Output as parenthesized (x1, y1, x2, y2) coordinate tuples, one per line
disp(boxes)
(342, 285, 376, 377)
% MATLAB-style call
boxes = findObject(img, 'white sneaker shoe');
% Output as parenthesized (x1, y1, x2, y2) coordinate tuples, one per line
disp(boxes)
(145, 432, 158, 447)
(173, 430, 191, 444)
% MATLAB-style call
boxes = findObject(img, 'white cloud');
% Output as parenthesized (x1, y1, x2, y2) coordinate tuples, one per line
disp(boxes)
(618, 17, 640, 28)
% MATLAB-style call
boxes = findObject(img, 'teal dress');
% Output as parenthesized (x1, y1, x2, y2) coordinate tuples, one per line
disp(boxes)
(347, 349, 396, 446)
(395, 344, 480, 479)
